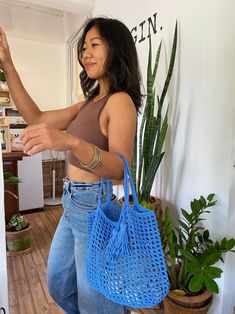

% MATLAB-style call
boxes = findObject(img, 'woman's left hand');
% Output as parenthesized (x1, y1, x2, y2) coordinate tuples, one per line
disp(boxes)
(20, 123, 75, 155)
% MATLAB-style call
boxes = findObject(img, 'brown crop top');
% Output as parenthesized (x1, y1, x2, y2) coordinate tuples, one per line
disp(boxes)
(66, 94, 110, 170)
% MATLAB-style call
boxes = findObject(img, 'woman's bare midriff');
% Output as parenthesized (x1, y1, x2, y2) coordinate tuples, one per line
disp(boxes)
(66, 162, 101, 182)
(66, 162, 123, 186)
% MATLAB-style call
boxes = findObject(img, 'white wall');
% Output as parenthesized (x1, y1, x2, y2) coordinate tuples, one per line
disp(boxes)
(94, 1, 235, 314)
(7, 35, 67, 111)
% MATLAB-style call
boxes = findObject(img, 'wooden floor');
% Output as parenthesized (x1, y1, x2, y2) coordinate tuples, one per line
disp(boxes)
(7, 205, 65, 314)
(7, 206, 163, 314)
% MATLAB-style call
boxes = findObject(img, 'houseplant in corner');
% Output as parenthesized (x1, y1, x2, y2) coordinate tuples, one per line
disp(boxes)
(4, 170, 32, 254)
(124, 23, 177, 314)
(130, 21, 177, 224)
(161, 194, 235, 313)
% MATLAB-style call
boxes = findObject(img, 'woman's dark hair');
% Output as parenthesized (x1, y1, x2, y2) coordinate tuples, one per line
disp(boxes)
(77, 17, 142, 113)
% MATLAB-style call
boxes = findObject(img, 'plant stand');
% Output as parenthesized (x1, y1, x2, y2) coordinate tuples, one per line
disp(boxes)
(163, 290, 213, 314)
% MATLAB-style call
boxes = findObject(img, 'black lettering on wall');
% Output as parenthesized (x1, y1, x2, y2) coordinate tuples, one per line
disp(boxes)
(138, 20, 146, 43)
(131, 26, 137, 44)
(147, 12, 157, 38)
(130, 12, 160, 45)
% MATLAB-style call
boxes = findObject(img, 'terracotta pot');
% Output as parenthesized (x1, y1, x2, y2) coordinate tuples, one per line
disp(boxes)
(127, 304, 163, 314)
(119, 195, 162, 227)
(6, 224, 32, 254)
(163, 290, 213, 314)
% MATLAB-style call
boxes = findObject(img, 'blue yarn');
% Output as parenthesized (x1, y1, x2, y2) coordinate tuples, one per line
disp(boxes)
(86, 153, 169, 308)
(105, 222, 130, 260)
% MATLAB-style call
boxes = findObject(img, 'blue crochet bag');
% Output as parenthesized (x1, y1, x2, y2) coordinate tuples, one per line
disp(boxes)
(86, 153, 169, 308)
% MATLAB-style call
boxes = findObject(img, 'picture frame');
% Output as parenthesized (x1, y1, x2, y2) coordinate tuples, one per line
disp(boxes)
(0, 116, 11, 153)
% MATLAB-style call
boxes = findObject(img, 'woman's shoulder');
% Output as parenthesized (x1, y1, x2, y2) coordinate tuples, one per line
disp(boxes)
(107, 91, 135, 111)
(108, 91, 132, 102)
(105, 91, 137, 120)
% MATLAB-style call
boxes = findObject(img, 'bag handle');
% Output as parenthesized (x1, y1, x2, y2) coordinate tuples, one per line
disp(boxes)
(97, 153, 138, 208)
(97, 177, 112, 208)
(118, 153, 139, 207)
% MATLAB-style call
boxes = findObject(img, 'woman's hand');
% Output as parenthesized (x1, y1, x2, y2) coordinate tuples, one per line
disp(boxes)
(0, 27, 13, 70)
(20, 123, 77, 155)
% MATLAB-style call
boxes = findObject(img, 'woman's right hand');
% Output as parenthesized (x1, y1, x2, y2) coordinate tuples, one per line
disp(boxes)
(0, 27, 13, 71)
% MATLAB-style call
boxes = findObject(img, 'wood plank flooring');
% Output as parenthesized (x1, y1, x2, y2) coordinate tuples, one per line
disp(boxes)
(7, 205, 65, 314)
(7, 206, 163, 314)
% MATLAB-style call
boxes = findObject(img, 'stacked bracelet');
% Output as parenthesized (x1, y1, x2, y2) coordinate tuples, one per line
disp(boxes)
(80, 144, 102, 170)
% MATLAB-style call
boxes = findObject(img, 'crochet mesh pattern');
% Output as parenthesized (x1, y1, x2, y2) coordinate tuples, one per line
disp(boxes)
(86, 154, 169, 308)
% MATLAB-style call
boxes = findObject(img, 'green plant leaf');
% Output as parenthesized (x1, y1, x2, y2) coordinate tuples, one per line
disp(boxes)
(226, 239, 235, 250)
(203, 252, 221, 266)
(186, 262, 201, 274)
(203, 230, 209, 241)
(178, 220, 190, 233)
(204, 275, 219, 293)
(207, 194, 215, 202)
(181, 249, 199, 264)
(205, 266, 223, 279)
(189, 275, 203, 292)
(181, 209, 192, 223)
(199, 196, 206, 207)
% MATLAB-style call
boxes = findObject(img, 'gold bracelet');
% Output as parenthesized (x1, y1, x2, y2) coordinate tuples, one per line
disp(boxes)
(80, 144, 102, 170)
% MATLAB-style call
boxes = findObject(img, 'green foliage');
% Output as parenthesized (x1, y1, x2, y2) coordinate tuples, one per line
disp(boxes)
(4, 170, 22, 199)
(161, 194, 235, 295)
(0, 70, 6, 82)
(140, 200, 155, 210)
(4, 170, 22, 184)
(6, 214, 30, 231)
(131, 22, 177, 203)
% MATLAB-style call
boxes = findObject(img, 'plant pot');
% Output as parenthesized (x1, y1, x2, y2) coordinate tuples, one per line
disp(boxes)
(119, 195, 162, 227)
(126, 304, 163, 314)
(6, 224, 32, 255)
(163, 290, 213, 314)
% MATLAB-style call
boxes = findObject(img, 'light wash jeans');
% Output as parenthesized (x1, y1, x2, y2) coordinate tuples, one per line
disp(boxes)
(47, 177, 130, 314)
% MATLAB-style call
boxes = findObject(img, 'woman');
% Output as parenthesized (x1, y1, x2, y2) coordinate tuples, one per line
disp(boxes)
(0, 17, 142, 314)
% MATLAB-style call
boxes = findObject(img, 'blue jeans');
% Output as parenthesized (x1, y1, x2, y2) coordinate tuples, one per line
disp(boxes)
(47, 178, 129, 314)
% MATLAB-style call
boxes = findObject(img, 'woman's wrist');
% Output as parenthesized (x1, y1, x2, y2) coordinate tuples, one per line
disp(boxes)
(68, 135, 81, 152)
(3, 61, 16, 77)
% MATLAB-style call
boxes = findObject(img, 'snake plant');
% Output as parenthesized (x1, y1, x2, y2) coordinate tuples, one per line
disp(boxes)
(131, 22, 178, 203)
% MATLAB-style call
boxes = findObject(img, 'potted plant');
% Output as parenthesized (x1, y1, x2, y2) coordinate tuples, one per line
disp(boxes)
(129, 22, 177, 221)
(4, 170, 32, 254)
(5, 213, 32, 254)
(161, 193, 235, 313)
(125, 23, 177, 314)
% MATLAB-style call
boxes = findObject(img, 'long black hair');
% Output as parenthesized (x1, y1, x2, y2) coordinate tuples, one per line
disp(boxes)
(77, 17, 142, 113)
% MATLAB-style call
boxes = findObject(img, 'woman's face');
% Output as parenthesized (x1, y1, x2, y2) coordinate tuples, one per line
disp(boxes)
(81, 26, 108, 81)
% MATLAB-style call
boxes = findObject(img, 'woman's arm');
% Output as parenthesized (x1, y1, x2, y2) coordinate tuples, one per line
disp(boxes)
(66, 92, 137, 180)
(0, 27, 82, 130)
(20, 92, 137, 180)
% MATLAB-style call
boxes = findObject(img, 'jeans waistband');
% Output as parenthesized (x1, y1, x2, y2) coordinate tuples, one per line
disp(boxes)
(63, 177, 112, 194)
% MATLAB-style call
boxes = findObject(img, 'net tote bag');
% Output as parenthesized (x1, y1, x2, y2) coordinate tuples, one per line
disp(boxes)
(86, 153, 169, 308)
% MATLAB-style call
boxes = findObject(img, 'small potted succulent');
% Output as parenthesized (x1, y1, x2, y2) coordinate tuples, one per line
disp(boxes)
(4, 170, 32, 254)
(161, 194, 235, 313)
(5, 214, 32, 253)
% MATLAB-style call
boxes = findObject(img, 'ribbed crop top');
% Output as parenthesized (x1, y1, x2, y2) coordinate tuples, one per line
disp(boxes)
(66, 94, 110, 170)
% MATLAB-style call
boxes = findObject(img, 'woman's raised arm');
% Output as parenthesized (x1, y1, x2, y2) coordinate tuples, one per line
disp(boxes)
(0, 27, 81, 130)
